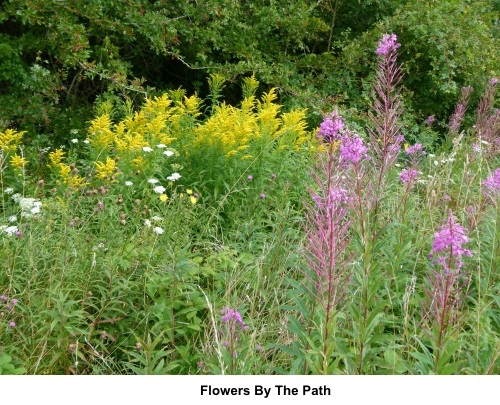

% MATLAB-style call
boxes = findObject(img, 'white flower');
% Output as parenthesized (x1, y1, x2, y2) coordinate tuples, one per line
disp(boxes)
(31, 206, 41, 215)
(8, 216, 17, 223)
(433, 160, 439, 166)
(153, 227, 164, 235)
(125, 181, 133, 187)
(71, 138, 78, 144)
(5, 188, 14, 195)
(148, 179, 159, 184)
(83, 140, 90, 144)
(142, 146, 153, 152)
(428, 154, 435, 157)
(153, 186, 166, 194)
(151, 216, 162, 222)
(167, 173, 181, 181)
(19, 198, 36, 211)
(163, 150, 174, 157)
(70, 129, 79, 135)
(144, 220, 152, 228)
(3, 226, 18, 237)
(33, 201, 42, 208)
(481, 140, 490, 145)
(157, 144, 167, 148)
(12, 193, 21, 202)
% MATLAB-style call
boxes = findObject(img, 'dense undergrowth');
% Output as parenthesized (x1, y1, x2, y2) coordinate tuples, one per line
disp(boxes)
(0, 34, 499, 375)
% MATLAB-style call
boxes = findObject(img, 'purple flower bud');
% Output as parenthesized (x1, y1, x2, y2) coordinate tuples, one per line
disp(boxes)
(0, 295, 7, 302)
(259, 193, 266, 199)
(11, 299, 18, 305)
(9, 321, 15, 328)
(247, 175, 253, 181)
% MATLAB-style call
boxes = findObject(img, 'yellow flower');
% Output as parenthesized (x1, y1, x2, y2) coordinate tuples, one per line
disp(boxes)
(0, 129, 26, 152)
(132, 155, 146, 170)
(94, 157, 119, 180)
(190, 196, 197, 205)
(179, 193, 184, 198)
(88, 114, 114, 150)
(186, 189, 193, 195)
(160, 194, 168, 202)
(10, 154, 28, 170)
(48, 149, 65, 167)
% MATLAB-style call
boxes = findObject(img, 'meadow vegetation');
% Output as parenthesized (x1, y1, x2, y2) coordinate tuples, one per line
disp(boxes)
(0, 6, 499, 375)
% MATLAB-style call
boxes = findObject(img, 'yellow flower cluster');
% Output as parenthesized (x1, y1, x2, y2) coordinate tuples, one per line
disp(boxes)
(48, 149, 87, 189)
(10, 154, 29, 171)
(0, 129, 26, 152)
(94, 157, 119, 181)
(194, 88, 310, 157)
(87, 94, 201, 154)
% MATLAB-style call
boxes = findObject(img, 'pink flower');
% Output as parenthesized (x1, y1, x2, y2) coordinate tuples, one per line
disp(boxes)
(405, 143, 425, 156)
(482, 168, 500, 200)
(399, 168, 420, 185)
(431, 211, 472, 271)
(376, 33, 400, 56)
(317, 111, 345, 142)
(339, 136, 369, 165)
(221, 307, 248, 330)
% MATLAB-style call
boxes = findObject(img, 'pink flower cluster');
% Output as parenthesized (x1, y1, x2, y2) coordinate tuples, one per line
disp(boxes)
(317, 112, 345, 143)
(405, 143, 426, 156)
(431, 211, 472, 271)
(221, 307, 248, 330)
(482, 168, 500, 200)
(376, 34, 401, 56)
(339, 136, 369, 165)
(399, 168, 421, 185)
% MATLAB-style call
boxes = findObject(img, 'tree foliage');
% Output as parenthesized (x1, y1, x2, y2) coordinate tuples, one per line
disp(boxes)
(0, 0, 498, 137)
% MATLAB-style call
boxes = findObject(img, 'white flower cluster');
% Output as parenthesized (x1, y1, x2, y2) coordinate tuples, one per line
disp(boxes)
(13, 195, 43, 218)
(0, 225, 18, 237)
(167, 173, 181, 181)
